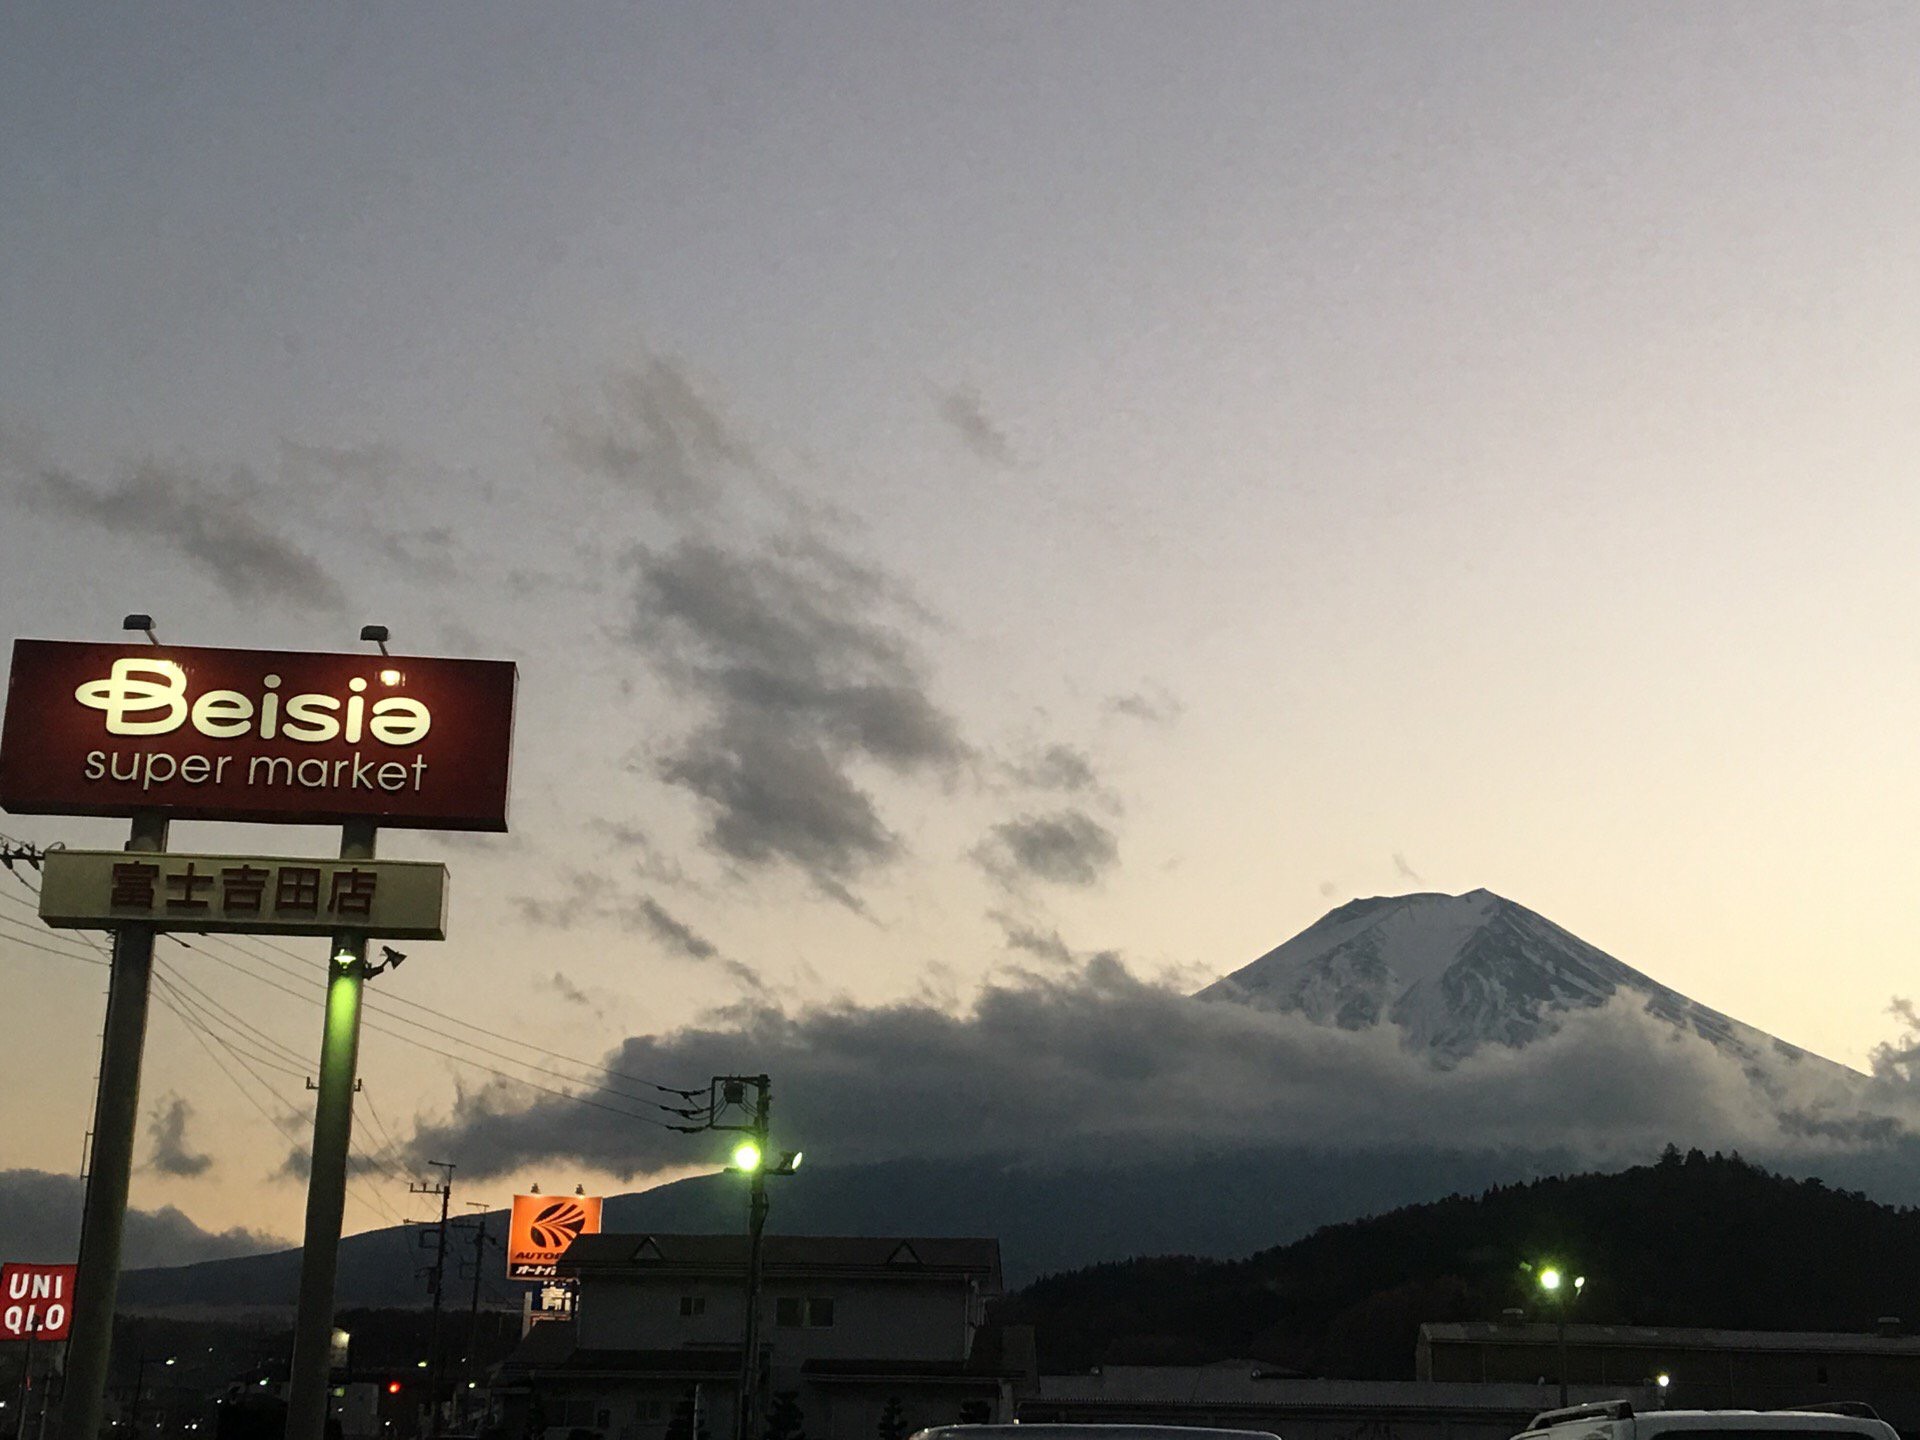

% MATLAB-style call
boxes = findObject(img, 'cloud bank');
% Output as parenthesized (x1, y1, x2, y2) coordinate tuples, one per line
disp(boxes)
(405, 958, 1891, 1183)
(0, 1170, 286, 1268)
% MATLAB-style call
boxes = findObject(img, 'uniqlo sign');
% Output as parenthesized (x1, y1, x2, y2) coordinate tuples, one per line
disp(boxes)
(2, 1263, 77, 1341)
(0, 640, 516, 831)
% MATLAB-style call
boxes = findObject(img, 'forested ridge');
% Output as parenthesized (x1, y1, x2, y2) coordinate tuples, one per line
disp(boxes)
(1003, 1149, 1920, 1377)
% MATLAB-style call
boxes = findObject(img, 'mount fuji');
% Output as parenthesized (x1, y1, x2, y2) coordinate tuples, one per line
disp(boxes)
(1196, 888, 1859, 1088)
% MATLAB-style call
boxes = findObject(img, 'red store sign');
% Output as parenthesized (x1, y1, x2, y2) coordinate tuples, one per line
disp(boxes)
(2, 1263, 77, 1341)
(0, 640, 516, 832)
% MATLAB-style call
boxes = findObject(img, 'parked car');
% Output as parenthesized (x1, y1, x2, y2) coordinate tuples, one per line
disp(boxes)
(1516, 1401, 1898, 1440)
(912, 1427, 1280, 1440)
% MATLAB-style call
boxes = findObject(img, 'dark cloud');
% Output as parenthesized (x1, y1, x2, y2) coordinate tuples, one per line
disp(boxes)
(658, 717, 896, 905)
(631, 896, 717, 961)
(511, 871, 761, 989)
(626, 534, 966, 900)
(585, 820, 696, 889)
(278, 439, 400, 487)
(554, 357, 754, 517)
(1007, 744, 1100, 795)
(21, 459, 346, 610)
(1393, 852, 1424, 884)
(276, 1147, 391, 1183)
(1863, 999, 1920, 1109)
(631, 895, 764, 993)
(1106, 685, 1183, 726)
(552, 971, 594, 1008)
(0, 1169, 285, 1268)
(934, 384, 1016, 467)
(147, 1095, 212, 1178)
(978, 809, 1120, 888)
(989, 912, 1078, 965)
(402, 959, 1883, 1183)
(372, 525, 458, 579)
(511, 870, 613, 929)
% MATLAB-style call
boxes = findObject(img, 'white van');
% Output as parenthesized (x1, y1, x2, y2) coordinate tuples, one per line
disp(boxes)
(1515, 1401, 1897, 1440)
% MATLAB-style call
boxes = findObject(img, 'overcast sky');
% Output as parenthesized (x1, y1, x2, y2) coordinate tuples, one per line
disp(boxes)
(7, 2, 1920, 1247)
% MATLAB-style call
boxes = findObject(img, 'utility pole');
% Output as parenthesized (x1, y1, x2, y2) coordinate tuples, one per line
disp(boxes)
(16, 1323, 38, 1440)
(665, 1074, 800, 1440)
(286, 817, 379, 1440)
(57, 806, 166, 1440)
(410, 1163, 455, 1439)
(456, 1198, 495, 1436)
(461, 1202, 492, 1425)
(736, 1080, 769, 1440)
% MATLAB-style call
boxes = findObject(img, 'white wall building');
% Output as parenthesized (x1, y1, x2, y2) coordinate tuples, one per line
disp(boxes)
(496, 1234, 1029, 1440)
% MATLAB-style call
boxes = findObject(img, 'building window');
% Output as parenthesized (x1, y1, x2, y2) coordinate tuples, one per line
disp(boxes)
(776, 1296, 836, 1327)
(679, 1295, 706, 1318)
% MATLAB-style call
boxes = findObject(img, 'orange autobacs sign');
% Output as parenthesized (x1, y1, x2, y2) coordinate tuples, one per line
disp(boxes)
(507, 1193, 603, 1280)
(0, 640, 516, 831)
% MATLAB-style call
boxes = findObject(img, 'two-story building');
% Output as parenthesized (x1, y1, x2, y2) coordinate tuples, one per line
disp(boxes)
(494, 1234, 1030, 1440)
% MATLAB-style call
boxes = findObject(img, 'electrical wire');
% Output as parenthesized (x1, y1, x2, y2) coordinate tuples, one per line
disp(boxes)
(1, 856, 704, 1132)
(152, 973, 410, 1230)
(0, 866, 702, 1103)
(151, 957, 311, 1071)
(211, 928, 703, 1096)
(0, 917, 110, 966)
(184, 942, 683, 1129)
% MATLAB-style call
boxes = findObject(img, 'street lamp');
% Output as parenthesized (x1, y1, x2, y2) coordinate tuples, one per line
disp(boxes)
(728, 1127, 801, 1440)
(132, 1356, 177, 1437)
(1528, 1266, 1585, 1407)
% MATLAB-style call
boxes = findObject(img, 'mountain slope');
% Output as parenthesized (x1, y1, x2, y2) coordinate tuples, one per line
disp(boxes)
(1003, 1150, 1920, 1377)
(1197, 889, 1856, 1084)
(115, 1147, 1571, 1313)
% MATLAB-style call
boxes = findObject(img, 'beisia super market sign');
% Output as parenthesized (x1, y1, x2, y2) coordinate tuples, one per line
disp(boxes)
(0, 640, 517, 831)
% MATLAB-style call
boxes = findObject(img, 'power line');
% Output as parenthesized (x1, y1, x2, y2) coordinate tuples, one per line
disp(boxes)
(184, 942, 683, 1129)
(0, 921, 110, 966)
(152, 957, 310, 1071)
(152, 975, 410, 1231)
(0, 855, 701, 1136)
(154, 964, 308, 1080)
(204, 929, 702, 1102)
(0, 865, 700, 1103)
(208, 928, 701, 1097)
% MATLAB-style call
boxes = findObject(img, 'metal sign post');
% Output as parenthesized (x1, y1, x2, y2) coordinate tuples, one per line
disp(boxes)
(55, 811, 165, 1440)
(285, 818, 376, 1440)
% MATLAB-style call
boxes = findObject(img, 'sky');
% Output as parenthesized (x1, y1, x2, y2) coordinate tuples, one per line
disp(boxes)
(6, 2, 1920, 1255)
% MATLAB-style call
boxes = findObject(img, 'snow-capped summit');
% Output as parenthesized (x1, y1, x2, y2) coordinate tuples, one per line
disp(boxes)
(1196, 889, 1854, 1081)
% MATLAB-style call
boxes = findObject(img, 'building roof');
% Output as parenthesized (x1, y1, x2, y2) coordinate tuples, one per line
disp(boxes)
(496, 1323, 746, 1381)
(559, 1234, 1002, 1292)
(556, 1349, 743, 1378)
(799, 1325, 1034, 1384)
(1029, 1368, 1654, 1416)
(1421, 1323, 1920, 1356)
(499, 1319, 580, 1373)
